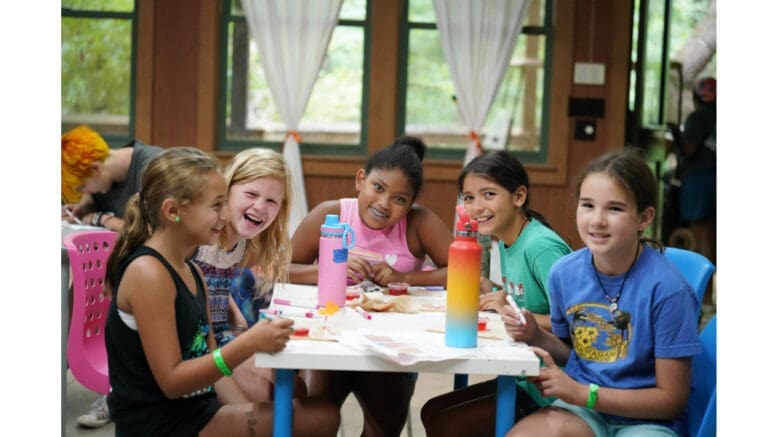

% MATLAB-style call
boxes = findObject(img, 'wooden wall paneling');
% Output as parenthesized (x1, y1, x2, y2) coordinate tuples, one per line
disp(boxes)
(134, 0, 155, 143)
(304, 175, 358, 212)
(196, 0, 221, 152)
(605, 0, 633, 152)
(151, 0, 200, 147)
(366, 0, 403, 152)
(529, 0, 574, 186)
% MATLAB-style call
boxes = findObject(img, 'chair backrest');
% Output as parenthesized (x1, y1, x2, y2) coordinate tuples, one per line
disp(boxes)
(664, 247, 715, 304)
(63, 230, 118, 395)
(688, 315, 716, 437)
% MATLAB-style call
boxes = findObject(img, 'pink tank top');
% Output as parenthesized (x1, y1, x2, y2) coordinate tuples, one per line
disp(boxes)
(339, 198, 425, 274)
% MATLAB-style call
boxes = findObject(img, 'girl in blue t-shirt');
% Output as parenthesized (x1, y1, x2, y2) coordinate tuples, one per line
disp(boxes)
(504, 148, 701, 436)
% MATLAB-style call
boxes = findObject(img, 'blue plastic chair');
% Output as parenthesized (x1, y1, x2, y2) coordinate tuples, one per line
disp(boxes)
(664, 247, 715, 304)
(688, 315, 716, 437)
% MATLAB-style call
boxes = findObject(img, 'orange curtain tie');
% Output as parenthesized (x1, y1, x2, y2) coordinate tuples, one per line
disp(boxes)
(285, 130, 302, 143)
(468, 130, 483, 154)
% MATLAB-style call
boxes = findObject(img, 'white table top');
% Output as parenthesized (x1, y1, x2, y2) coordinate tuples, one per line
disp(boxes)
(254, 283, 540, 377)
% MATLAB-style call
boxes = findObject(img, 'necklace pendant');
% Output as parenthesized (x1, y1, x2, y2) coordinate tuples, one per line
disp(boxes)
(609, 302, 618, 313)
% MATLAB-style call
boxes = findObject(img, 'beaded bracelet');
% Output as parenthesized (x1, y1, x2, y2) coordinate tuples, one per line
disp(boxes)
(100, 211, 115, 226)
(212, 348, 233, 377)
(91, 212, 103, 227)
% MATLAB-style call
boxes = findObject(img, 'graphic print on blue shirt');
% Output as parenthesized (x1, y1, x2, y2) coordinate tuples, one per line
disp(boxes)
(567, 303, 631, 362)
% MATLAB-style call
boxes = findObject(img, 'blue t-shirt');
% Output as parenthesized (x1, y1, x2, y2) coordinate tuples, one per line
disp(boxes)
(548, 245, 702, 434)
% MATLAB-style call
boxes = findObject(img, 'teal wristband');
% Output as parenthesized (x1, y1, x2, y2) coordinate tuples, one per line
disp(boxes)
(586, 383, 599, 409)
(212, 348, 233, 377)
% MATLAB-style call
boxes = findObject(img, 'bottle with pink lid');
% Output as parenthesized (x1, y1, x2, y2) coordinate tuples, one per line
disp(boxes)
(317, 214, 355, 308)
(445, 205, 482, 348)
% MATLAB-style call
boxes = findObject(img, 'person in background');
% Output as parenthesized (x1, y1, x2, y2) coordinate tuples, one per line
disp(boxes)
(191, 147, 307, 403)
(505, 148, 701, 437)
(61, 125, 163, 232)
(61, 125, 162, 428)
(290, 136, 453, 436)
(676, 77, 716, 306)
(421, 151, 571, 436)
(104, 147, 339, 436)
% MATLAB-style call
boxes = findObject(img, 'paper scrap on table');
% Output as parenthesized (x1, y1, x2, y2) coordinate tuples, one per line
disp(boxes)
(336, 330, 480, 366)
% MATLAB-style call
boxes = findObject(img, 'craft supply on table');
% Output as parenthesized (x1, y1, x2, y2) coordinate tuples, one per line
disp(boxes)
(387, 281, 409, 296)
(506, 294, 527, 325)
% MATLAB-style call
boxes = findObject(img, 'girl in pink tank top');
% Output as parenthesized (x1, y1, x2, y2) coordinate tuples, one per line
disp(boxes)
(288, 136, 453, 436)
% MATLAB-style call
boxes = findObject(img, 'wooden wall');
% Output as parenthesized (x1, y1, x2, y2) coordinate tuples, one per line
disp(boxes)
(135, 0, 633, 250)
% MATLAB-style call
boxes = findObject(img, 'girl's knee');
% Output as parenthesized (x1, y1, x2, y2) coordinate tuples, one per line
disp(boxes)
(293, 399, 341, 436)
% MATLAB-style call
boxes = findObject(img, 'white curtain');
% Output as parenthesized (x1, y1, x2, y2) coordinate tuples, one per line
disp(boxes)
(241, 0, 343, 234)
(433, 0, 530, 165)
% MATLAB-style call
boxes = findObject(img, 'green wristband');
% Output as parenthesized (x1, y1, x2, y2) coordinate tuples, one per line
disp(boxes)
(212, 347, 233, 377)
(586, 383, 599, 409)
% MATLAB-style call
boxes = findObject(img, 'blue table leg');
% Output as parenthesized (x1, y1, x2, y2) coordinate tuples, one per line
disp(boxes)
(273, 369, 294, 437)
(495, 375, 516, 437)
(454, 373, 469, 390)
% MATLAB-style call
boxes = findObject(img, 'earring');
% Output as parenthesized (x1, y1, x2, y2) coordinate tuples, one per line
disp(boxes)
(174, 216, 181, 223)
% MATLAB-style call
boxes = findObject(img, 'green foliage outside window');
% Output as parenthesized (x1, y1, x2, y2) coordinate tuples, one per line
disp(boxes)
(61, 0, 135, 143)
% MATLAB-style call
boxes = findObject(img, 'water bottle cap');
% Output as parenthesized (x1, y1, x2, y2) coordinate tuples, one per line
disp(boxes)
(321, 214, 356, 249)
(323, 214, 340, 226)
(455, 204, 478, 233)
(321, 214, 346, 233)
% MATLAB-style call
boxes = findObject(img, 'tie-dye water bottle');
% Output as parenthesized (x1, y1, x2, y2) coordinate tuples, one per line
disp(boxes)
(445, 205, 482, 348)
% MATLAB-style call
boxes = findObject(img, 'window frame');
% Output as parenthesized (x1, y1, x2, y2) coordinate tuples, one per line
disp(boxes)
(396, 0, 554, 164)
(61, 2, 138, 147)
(217, 0, 372, 157)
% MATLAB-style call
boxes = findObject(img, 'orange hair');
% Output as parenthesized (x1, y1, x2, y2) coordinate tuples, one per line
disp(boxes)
(61, 125, 109, 203)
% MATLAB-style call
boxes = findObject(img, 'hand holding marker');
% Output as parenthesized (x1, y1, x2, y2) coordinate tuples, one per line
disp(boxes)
(506, 294, 527, 325)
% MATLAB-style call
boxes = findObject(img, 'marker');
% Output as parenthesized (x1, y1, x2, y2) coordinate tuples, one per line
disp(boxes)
(354, 306, 372, 320)
(506, 294, 527, 325)
(259, 309, 277, 321)
(62, 206, 82, 224)
(276, 307, 321, 319)
(273, 298, 317, 309)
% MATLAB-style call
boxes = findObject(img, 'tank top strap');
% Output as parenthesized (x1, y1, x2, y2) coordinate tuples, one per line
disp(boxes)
(118, 246, 206, 305)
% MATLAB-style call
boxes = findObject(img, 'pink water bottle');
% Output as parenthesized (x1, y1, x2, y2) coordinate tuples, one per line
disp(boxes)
(317, 214, 355, 308)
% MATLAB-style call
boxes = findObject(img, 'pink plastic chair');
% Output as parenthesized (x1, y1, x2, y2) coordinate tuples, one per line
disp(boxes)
(63, 230, 118, 395)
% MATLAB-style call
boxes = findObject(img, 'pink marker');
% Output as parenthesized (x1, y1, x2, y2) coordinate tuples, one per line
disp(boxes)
(354, 306, 372, 320)
(273, 298, 317, 309)
(276, 307, 321, 318)
(506, 294, 527, 325)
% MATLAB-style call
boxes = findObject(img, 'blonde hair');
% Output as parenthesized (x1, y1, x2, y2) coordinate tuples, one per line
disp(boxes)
(61, 125, 110, 203)
(107, 147, 222, 286)
(223, 148, 293, 286)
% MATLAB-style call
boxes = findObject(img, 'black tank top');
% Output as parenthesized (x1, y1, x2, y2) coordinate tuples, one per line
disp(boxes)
(105, 246, 220, 436)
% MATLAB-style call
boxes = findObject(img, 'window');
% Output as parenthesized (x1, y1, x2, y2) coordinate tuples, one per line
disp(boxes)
(61, 0, 136, 146)
(219, 0, 369, 155)
(400, 0, 552, 163)
(627, 0, 715, 144)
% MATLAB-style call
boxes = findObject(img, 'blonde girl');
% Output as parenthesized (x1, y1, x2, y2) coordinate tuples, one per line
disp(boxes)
(191, 147, 304, 403)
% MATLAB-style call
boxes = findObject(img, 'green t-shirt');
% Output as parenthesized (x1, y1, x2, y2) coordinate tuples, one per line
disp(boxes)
(498, 218, 571, 406)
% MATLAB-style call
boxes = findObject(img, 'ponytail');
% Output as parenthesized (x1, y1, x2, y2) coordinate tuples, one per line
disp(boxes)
(106, 193, 151, 290)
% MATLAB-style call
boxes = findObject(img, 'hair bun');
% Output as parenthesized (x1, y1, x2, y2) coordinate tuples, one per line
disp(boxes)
(391, 135, 426, 162)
